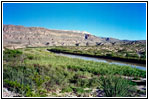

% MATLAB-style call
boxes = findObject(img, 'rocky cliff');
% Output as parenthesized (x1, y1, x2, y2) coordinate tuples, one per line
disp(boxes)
(3, 25, 146, 49)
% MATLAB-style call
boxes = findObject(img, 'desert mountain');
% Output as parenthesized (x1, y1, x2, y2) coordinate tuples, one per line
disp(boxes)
(3, 25, 146, 49)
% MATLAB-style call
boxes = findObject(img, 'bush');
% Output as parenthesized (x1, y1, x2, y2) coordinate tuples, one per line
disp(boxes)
(3, 49, 23, 61)
(100, 74, 136, 97)
(27, 55, 34, 60)
(61, 87, 73, 93)
(126, 53, 139, 58)
(3, 64, 48, 97)
(106, 53, 114, 57)
(72, 87, 85, 94)
(89, 77, 100, 87)
(4, 79, 33, 96)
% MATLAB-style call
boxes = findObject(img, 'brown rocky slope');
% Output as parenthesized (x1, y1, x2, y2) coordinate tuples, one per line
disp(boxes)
(3, 25, 146, 49)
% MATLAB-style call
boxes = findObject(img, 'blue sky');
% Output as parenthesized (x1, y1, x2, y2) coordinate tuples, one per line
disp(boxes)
(3, 3, 146, 40)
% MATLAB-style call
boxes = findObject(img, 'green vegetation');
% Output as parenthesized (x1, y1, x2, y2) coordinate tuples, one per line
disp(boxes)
(100, 74, 136, 97)
(49, 45, 146, 63)
(3, 47, 146, 97)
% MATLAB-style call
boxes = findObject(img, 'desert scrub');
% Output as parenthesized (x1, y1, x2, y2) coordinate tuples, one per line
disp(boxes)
(66, 64, 145, 78)
(3, 48, 146, 97)
(100, 74, 137, 97)
(3, 49, 23, 62)
(49, 46, 146, 62)
(3, 64, 48, 97)
(61, 87, 73, 93)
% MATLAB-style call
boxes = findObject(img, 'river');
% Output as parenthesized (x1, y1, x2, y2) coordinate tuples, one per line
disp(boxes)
(54, 52, 146, 71)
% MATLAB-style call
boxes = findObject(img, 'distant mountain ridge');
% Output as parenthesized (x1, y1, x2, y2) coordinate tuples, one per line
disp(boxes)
(3, 25, 146, 49)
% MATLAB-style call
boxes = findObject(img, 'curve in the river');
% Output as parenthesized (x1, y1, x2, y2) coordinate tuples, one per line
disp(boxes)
(50, 51, 146, 71)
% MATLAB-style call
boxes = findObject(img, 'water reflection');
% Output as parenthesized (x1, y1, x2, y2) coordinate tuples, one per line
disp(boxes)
(56, 53, 146, 71)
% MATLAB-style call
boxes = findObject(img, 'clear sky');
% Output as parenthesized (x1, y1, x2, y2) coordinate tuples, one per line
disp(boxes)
(3, 3, 146, 40)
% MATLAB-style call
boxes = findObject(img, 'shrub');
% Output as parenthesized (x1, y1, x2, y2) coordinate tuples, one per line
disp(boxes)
(61, 87, 73, 93)
(100, 74, 136, 97)
(89, 77, 100, 87)
(3, 64, 48, 97)
(106, 54, 113, 57)
(4, 79, 33, 96)
(3, 49, 23, 61)
(27, 55, 34, 60)
(72, 87, 85, 94)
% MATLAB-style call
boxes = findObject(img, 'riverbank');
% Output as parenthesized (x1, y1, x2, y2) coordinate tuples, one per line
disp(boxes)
(3, 47, 146, 97)
(48, 48, 146, 64)
(50, 51, 146, 71)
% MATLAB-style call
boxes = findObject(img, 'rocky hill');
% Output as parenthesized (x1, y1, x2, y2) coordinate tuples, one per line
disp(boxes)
(3, 25, 146, 49)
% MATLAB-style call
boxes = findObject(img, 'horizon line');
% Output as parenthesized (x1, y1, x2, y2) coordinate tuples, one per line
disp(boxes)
(3, 24, 146, 41)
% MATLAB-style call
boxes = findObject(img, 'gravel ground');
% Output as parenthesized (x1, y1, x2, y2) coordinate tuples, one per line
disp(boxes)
(3, 86, 146, 97)
(3, 87, 21, 97)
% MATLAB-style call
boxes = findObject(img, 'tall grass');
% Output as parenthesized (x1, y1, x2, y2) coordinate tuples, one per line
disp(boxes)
(3, 48, 146, 97)
(100, 74, 136, 97)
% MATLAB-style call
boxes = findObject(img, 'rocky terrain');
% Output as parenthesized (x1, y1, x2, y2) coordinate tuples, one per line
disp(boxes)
(3, 25, 146, 49)
(3, 87, 21, 97)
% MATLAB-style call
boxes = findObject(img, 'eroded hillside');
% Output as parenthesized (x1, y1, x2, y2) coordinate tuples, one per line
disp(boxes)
(3, 25, 146, 49)
(3, 25, 107, 48)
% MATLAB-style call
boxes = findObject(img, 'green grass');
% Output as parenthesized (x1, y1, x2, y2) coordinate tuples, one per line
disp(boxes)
(49, 46, 146, 62)
(100, 74, 137, 97)
(3, 47, 146, 97)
